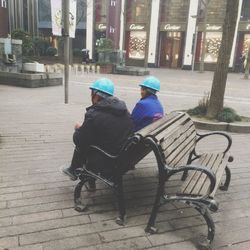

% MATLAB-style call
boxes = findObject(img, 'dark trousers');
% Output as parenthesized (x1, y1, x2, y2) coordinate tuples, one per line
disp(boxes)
(70, 147, 87, 172)
(70, 147, 115, 179)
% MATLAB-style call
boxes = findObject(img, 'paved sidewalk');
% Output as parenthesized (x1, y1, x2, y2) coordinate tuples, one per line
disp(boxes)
(0, 69, 250, 249)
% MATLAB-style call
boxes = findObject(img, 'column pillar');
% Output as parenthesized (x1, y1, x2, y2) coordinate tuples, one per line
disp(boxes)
(148, 0, 160, 66)
(183, 0, 199, 69)
(119, 0, 125, 50)
(229, 0, 243, 68)
(86, 0, 94, 59)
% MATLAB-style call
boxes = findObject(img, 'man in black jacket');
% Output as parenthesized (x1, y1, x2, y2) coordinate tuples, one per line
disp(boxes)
(62, 78, 134, 187)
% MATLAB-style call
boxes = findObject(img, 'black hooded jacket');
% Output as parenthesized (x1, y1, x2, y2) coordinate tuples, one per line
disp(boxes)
(73, 96, 134, 156)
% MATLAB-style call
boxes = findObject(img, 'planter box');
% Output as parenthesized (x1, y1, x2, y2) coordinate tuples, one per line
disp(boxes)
(0, 71, 62, 88)
(23, 62, 45, 73)
(99, 64, 113, 74)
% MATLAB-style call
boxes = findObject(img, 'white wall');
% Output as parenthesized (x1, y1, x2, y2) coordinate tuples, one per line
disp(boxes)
(119, 0, 125, 50)
(229, 0, 243, 67)
(148, 0, 160, 64)
(86, 0, 94, 59)
(183, 0, 199, 67)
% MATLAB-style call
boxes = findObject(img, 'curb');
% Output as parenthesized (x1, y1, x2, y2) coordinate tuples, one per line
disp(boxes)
(193, 119, 250, 134)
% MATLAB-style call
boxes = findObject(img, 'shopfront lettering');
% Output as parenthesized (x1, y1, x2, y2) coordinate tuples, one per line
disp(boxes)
(247, 24, 250, 30)
(206, 24, 221, 31)
(110, 0, 116, 6)
(109, 26, 115, 33)
(164, 24, 181, 31)
(129, 24, 145, 30)
(98, 24, 106, 30)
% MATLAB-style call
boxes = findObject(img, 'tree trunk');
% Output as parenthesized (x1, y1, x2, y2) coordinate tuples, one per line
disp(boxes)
(244, 46, 250, 80)
(206, 0, 239, 118)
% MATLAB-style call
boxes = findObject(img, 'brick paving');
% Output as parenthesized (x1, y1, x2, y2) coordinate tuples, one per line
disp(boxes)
(0, 69, 250, 249)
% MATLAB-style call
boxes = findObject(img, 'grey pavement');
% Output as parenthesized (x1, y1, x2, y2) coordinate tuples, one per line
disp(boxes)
(0, 68, 250, 249)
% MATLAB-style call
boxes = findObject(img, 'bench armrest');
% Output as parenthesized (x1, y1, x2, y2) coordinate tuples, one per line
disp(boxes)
(168, 165, 216, 196)
(195, 131, 232, 154)
(89, 145, 118, 159)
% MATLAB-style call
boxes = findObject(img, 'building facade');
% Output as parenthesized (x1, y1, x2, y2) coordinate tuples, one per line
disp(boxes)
(86, 0, 250, 71)
(0, 0, 9, 37)
(2, 0, 250, 71)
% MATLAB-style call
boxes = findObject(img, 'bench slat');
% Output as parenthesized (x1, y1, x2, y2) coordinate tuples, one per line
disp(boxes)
(191, 153, 219, 196)
(136, 112, 182, 138)
(160, 120, 195, 150)
(209, 156, 229, 197)
(164, 133, 196, 167)
(161, 122, 195, 152)
(180, 153, 212, 195)
(199, 154, 226, 197)
(155, 114, 193, 142)
(178, 153, 226, 197)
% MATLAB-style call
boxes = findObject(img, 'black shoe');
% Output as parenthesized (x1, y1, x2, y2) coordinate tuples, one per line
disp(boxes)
(61, 166, 77, 181)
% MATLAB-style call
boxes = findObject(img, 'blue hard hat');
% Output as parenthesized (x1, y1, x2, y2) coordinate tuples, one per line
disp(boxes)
(139, 76, 160, 92)
(90, 78, 114, 96)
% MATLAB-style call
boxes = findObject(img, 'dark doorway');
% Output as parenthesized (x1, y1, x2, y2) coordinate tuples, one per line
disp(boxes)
(159, 31, 184, 68)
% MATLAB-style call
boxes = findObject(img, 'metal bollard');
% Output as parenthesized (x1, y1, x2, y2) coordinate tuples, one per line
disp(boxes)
(96, 65, 100, 74)
(86, 65, 90, 74)
(81, 65, 85, 74)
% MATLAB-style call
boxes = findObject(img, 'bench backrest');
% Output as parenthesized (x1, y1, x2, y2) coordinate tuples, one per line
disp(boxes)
(137, 112, 197, 168)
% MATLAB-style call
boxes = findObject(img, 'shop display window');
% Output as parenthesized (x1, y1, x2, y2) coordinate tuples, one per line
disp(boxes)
(128, 31, 146, 59)
(201, 32, 222, 63)
(243, 34, 250, 55)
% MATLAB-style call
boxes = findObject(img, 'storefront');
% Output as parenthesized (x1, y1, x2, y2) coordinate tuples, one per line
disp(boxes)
(159, 23, 186, 68)
(125, 0, 150, 66)
(125, 23, 147, 66)
(158, 0, 189, 68)
(194, 23, 223, 70)
(235, 22, 250, 71)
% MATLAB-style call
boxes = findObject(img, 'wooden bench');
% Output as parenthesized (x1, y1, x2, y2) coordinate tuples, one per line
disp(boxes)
(72, 113, 175, 224)
(73, 111, 233, 246)
(142, 112, 233, 246)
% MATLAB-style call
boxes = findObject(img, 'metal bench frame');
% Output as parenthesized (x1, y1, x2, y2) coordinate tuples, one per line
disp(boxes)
(73, 111, 233, 247)
(143, 112, 233, 247)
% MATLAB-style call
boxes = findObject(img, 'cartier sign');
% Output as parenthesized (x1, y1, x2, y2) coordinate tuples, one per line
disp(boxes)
(237, 22, 250, 31)
(129, 24, 145, 30)
(164, 24, 181, 31)
(160, 23, 186, 31)
(96, 23, 106, 30)
(206, 24, 222, 31)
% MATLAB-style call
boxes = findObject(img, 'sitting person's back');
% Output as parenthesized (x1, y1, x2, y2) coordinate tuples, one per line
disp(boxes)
(131, 76, 164, 131)
(62, 78, 134, 181)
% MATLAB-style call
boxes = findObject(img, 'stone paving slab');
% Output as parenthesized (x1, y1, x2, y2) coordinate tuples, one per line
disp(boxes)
(0, 69, 250, 249)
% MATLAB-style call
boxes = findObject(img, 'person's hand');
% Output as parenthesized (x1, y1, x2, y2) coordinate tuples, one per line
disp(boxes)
(74, 122, 81, 130)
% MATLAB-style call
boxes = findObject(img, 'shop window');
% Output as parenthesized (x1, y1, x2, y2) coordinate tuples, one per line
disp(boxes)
(128, 31, 146, 59)
(243, 34, 250, 55)
(201, 32, 222, 63)
(241, 0, 250, 21)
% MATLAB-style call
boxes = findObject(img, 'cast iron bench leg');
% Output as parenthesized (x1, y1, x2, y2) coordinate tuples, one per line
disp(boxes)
(74, 179, 88, 212)
(115, 176, 126, 225)
(195, 206, 215, 248)
(219, 166, 231, 191)
(145, 182, 165, 234)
